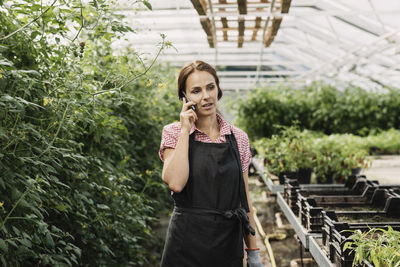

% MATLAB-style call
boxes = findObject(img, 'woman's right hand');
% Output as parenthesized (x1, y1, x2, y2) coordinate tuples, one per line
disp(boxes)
(180, 98, 198, 134)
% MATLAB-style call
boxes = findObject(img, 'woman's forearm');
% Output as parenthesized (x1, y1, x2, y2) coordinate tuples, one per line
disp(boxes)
(244, 204, 258, 248)
(162, 130, 191, 192)
(243, 171, 258, 249)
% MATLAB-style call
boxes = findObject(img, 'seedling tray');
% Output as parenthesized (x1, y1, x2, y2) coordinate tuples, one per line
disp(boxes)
(329, 223, 400, 266)
(321, 209, 400, 260)
(298, 187, 399, 233)
(284, 177, 375, 215)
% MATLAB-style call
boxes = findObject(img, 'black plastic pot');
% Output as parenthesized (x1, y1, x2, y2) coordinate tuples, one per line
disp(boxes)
(298, 168, 312, 184)
(351, 167, 361, 175)
(317, 172, 334, 184)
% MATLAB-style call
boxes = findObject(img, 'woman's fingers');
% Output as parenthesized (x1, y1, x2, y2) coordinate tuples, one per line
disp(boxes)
(181, 110, 197, 122)
(180, 109, 197, 131)
(180, 97, 198, 132)
(190, 109, 198, 121)
(181, 97, 197, 112)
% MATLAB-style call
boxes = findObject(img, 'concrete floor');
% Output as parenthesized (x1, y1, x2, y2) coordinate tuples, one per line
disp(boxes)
(361, 155, 400, 184)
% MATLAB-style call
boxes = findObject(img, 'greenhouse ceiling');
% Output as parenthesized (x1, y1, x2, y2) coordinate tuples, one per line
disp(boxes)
(116, 0, 400, 91)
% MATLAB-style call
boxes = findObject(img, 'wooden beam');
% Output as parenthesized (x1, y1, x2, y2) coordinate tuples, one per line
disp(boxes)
(261, 0, 288, 47)
(263, 16, 283, 47)
(237, 0, 247, 14)
(207, 36, 215, 48)
(251, 0, 268, 41)
(221, 17, 229, 41)
(264, 35, 275, 47)
(238, 17, 245, 47)
(281, 0, 291, 13)
(219, 0, 228, 41)
(237, 0, 246, 47)
(218, 26, 264, 31)
(190, 0, 214, 47)
(270, 17, 282, 36)
(252, 17, 262, 40)
(190, 0, 208, 15)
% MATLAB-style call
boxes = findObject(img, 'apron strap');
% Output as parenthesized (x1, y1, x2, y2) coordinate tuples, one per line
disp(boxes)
(174, 206, 256, 236)
(226, 129, 251, 213)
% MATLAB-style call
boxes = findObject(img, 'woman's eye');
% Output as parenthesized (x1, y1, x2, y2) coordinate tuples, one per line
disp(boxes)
(207, 85, 215, 90)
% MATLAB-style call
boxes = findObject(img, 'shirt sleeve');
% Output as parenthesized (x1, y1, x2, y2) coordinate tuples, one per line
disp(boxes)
(240, 132, 252, 172)
(232, 127, 252, 173)
(158, 123, 179, 162)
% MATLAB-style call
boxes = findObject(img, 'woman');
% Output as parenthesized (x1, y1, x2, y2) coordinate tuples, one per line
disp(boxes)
(159, 60, 263, 267)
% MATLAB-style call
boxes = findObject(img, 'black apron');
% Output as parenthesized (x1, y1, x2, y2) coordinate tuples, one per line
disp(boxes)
(160, 130, 255, 267)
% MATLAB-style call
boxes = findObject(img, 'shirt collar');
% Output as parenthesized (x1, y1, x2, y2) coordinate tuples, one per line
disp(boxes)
(190, 113, 231, 136)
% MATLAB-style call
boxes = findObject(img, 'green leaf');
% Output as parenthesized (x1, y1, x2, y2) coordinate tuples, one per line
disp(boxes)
(30, 31, 41, 40)
(55, 204, 68, 212)
(18, 70, 41, 77)
(12, 226, 20, 235)
(91, 0, 98, 8)
(143, 1, 152, 10)
(19, 238, 32, 248)
(0, 239, 8, 252)
(97, 204, 110, 210)
(6, 239, 16, 248)
(0, 177, 5, 189)
(343, 242, 351, 252)
(0, 59, 13, 67)
(44, 232, 55, 248)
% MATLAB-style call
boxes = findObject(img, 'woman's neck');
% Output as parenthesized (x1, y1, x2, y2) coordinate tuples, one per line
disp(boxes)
(196, 113, 220, 140)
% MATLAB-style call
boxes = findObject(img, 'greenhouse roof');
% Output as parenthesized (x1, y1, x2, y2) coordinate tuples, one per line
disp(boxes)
(116, 0, 400, 91)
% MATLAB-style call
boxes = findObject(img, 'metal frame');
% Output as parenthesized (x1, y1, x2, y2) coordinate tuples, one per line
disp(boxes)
(277, 190, 345, 266)
(276, 192, 320, 248)
(308, 236, 336, 267)
(116, 0, 400, 90)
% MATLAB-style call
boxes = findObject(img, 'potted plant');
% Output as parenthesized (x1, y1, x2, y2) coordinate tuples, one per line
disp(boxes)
(261, 138, 299, 184)
(343, 227, 400, 266)
(313, 136, 370, 184)
(286, 133, 315, 184)
(257, 126, 315, 184)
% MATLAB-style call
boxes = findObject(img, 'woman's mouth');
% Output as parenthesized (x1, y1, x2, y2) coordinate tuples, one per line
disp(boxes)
(202, 103, 213, 110)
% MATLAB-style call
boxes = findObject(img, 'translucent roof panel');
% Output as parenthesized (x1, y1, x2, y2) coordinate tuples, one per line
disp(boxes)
(114, 0, 400, 90)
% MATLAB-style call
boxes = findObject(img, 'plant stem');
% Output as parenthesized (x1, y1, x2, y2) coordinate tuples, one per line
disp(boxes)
(91, 38, 166, 96)
(0, 0, 58, 41)
(0, 188, 31, 230)
(71, 0, 84, 43)
(37, 101, 70, 158)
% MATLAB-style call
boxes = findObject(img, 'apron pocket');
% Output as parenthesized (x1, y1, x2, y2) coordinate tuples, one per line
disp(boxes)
(179, 214, 243, 266)
(160, 210, 190, 266)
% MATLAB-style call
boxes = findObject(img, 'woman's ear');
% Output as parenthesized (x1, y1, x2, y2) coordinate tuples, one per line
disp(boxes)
(218, 87, 223, 100)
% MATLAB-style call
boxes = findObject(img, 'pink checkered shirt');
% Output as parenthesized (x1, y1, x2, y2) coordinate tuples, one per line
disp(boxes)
(159, 114, 252, 172)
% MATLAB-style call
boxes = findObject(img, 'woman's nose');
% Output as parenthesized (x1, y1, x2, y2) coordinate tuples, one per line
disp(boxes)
(202, 89, 210, 99)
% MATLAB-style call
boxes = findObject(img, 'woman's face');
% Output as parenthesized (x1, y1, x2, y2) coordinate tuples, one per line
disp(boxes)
(185, 70, 218, 116)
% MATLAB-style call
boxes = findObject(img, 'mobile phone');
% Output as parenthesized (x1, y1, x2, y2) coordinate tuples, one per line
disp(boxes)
(182, 91, 196, 111)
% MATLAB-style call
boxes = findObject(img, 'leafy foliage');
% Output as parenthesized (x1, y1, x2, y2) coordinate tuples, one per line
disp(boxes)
(344, 227, 400, 267)
(1, 1, 179, 266)
(236, 84, 400, 139)
(253, 126, 371, 183)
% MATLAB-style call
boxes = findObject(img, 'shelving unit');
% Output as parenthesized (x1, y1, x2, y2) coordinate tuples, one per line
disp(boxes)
(276, 192, 336, 266)
(309, 236, 335, 267)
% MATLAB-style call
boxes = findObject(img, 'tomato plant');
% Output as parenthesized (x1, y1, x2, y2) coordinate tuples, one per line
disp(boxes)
(1, 1, 179, 266)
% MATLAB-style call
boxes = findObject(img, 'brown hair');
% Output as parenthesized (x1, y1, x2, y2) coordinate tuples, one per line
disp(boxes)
(177, 60, 223, 100)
